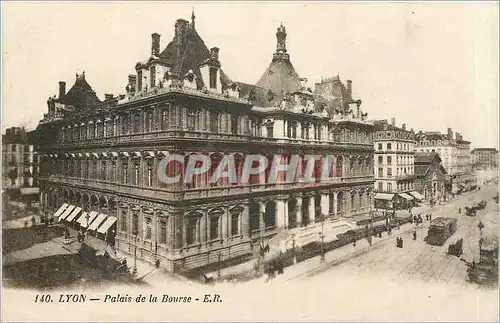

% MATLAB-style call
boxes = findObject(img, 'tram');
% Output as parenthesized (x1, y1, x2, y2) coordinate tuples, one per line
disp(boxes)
(425, 217, 457, 246)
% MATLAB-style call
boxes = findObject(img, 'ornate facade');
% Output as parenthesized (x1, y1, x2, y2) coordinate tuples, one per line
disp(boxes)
(36, 14, 374, 273)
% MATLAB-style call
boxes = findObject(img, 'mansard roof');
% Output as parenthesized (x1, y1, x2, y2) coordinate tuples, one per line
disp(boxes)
(255, 58, 302, 107)
(314, 76, 355, 116)
(58, 73, 102, 109)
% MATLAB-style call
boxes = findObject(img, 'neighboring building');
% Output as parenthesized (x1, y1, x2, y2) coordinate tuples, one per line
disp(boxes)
(472, 148, 498, 170)
(372, 118, 419, 210)
(35, 14, 374, 273)
(415, 128, 474, 194)
(2, 127, 40, 206)
(414, 152, 447, 202)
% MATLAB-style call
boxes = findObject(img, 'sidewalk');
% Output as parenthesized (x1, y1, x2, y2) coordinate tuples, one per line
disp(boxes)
(271, 221, 426, 283)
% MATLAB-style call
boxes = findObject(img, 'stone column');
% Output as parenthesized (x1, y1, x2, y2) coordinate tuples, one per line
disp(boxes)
(296, 197, 303, 227)
(242, 203, 250, 237)
(276, 200, 286, 230)
(258, 202, 265, 237)
(333, 192, 338, 217)
(320, 193, 329, 217)
(199, 212, 207, 244)
(222, 209, 228, 240)
(308, 197, 315, 224)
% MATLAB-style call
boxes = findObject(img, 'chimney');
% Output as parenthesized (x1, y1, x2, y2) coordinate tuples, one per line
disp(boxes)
(104, 94, 114, 101)
(391, 117, 396, 127)
(402, 123, 406, 130)
(58, 81, 66, 99)
(300, 77, 308, 89)
(210, 47, 220, 60)
(447, 128, 453, 140)
(151, 33, 161, 57)
(455, 132, 459, 141)
(346, 80, 352, 97)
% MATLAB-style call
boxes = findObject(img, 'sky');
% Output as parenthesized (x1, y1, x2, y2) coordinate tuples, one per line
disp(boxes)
(2, 2, 498, 148)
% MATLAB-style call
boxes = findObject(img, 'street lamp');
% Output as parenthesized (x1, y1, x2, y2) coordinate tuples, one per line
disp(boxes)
(132, 229, 139, 275)
(368, 191, 374, 246)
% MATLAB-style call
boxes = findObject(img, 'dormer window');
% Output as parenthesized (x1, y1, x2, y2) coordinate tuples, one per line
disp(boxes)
(268, 90, 275, 102)
(209, 67, 217, 89)
(150, 65, 156, 88)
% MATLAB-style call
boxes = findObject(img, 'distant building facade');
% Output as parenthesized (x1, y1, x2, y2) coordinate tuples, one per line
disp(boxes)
(36, 14, 374, 273)
(471, 148, 498, 170)
(414, 152, 447, 202)
(415, 128, 474, 194)
(2, 127, 40, 205)
(372, 118, 419, 210)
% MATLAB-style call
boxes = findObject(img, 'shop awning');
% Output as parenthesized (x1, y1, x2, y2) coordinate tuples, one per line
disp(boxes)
(409, 191, 425, 201)
(88, 213, 107, 231)
(20, 188, 39, 195)
(53, 203, 68, 218)
(97, 216, 117, 234)
(78, 211, 98, 228)
(58, 205, 75, 221)
(66, 206, 82, 222)
(399, 193, 414, 201)
(374, 193, 394, 200)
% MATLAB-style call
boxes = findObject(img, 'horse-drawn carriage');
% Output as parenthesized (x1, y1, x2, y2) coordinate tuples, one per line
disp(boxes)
(447, 238, 463, 257)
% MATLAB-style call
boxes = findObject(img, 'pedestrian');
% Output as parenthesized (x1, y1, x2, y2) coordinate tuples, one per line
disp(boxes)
(396, 237, 400, 248)
(353, 238, 356, 247)
(413, 231, 417, 240)
(31, 216, 36, 227)
(459, 207, 461, 214)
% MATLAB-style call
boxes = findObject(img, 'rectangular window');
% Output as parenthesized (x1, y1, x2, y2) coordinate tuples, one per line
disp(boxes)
(12, 145, 17, 152)
(210, 111, 218, 133)
(378, 143, 382, 150)
(145, 217, 152, 240)
(101, 161, 107, 180)
(210, 215, 220, 240)
(387, 143, 392, 150)
(231, 115, 238, 135)
(147, 165, 153, 186)
(231, 213, 239, 236)
(209, 67, 217, 89)
(133, 113, 141, 133)
(378, 156, 383, 164)
(161, 109, 168, 130)
(267, 126, 274, 138)
(120, 210, 128, 232)
(387, 156, 392, 165)
(132, 213, 138, 233)
(137, 70, 143, 90)
(159, 220, 167, 244)
(378, 167, 383, 178)
(387, 168, 392, 177)
(145, 111, 153, 132)
(378, 182, 383, 191)
(111, 162, 116, 182)
(387, 183, 392, 192)
(187, 111, 195, 130)
(134, 163, 140, 185)
(186, 218, 197, 245)
(122, 163, 128, 184)
(150, 65, 156, 88)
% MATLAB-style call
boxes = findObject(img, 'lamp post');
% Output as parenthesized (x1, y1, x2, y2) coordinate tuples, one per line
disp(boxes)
(319, 214, 326, 262)
(368, 191, 374, 246)
(132, 229, 139, 275)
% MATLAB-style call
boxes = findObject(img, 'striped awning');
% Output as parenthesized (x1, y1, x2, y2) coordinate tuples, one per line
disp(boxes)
(88, 213, 107, 231)
(52, 203, 68, 218)
(409, 191, 425, 201)
(374, 193, 395, 201)
(58, 205, 75, 222)
(399, 193, 414, 201)
(97, 216, 117, 234)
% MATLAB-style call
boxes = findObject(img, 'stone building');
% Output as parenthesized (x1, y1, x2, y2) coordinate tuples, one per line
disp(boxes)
(415, 128, 474, 194)
(35, 13, 374, 273)
(471, 148, 498, 170)
(414, 152, 447, 202)
(372, 118, 420, 210)
(2, 127, 40, 206)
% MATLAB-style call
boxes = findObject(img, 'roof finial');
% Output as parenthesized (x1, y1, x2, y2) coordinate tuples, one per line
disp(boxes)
(191, 7, 196, 28)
